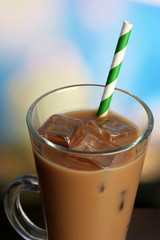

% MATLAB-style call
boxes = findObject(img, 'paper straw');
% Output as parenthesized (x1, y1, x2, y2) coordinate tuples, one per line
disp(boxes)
(97, 21, 133, 117)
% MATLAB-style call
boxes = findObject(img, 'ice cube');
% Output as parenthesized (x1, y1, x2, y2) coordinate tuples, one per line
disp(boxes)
(64, 155, 102, 171)
(38, 114, 84, 148)
(85, 117, 138, 147)
(70, 133, 116, 168)
(109, 147, 136, 168)
(71, 133, 116, 152)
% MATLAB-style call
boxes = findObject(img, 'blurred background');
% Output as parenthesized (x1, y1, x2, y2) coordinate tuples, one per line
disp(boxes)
(0, 0, 160, 231)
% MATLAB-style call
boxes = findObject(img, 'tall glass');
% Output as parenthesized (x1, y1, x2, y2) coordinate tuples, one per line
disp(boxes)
(4, 84, 153, 240)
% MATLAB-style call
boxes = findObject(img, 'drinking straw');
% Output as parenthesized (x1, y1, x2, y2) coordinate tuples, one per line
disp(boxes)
(97, 21, 133, 117)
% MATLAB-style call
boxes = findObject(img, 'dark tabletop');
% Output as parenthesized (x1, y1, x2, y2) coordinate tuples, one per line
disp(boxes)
(1, 203, 160, 240)
(127, 208, 160, 240)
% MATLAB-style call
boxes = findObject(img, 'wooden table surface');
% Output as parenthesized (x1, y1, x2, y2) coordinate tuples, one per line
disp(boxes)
(127, 208, 160, 240)
(1, 204, 160, 239)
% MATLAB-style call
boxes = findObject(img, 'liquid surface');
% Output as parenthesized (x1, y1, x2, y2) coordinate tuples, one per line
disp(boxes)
(38, 110, 139, 170)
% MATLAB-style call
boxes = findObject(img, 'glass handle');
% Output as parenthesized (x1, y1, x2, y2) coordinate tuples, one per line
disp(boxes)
(4, 174, 47, 240)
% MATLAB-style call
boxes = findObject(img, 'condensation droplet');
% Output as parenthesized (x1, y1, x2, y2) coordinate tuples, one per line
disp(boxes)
(99, 183, 106, 193)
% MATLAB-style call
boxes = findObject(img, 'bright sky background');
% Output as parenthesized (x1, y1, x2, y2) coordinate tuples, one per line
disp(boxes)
(0, 0, 159, 145)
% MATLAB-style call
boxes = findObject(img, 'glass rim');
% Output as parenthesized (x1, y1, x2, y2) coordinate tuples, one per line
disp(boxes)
(26, 84, 154, 156)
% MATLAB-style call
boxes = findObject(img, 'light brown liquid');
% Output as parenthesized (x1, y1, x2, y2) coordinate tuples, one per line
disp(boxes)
(33, 110, 146, 240)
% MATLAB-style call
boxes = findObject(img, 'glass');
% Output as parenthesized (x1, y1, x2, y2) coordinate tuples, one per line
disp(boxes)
(4, 84, 154, 240)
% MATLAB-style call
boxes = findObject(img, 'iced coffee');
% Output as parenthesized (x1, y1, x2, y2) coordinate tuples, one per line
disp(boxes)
(34, 110, 145, 240)
(4, 85, 153, 240)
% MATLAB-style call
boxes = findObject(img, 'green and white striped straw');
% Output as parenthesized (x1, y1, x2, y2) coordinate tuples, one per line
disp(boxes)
(97, 21, 133, 117)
